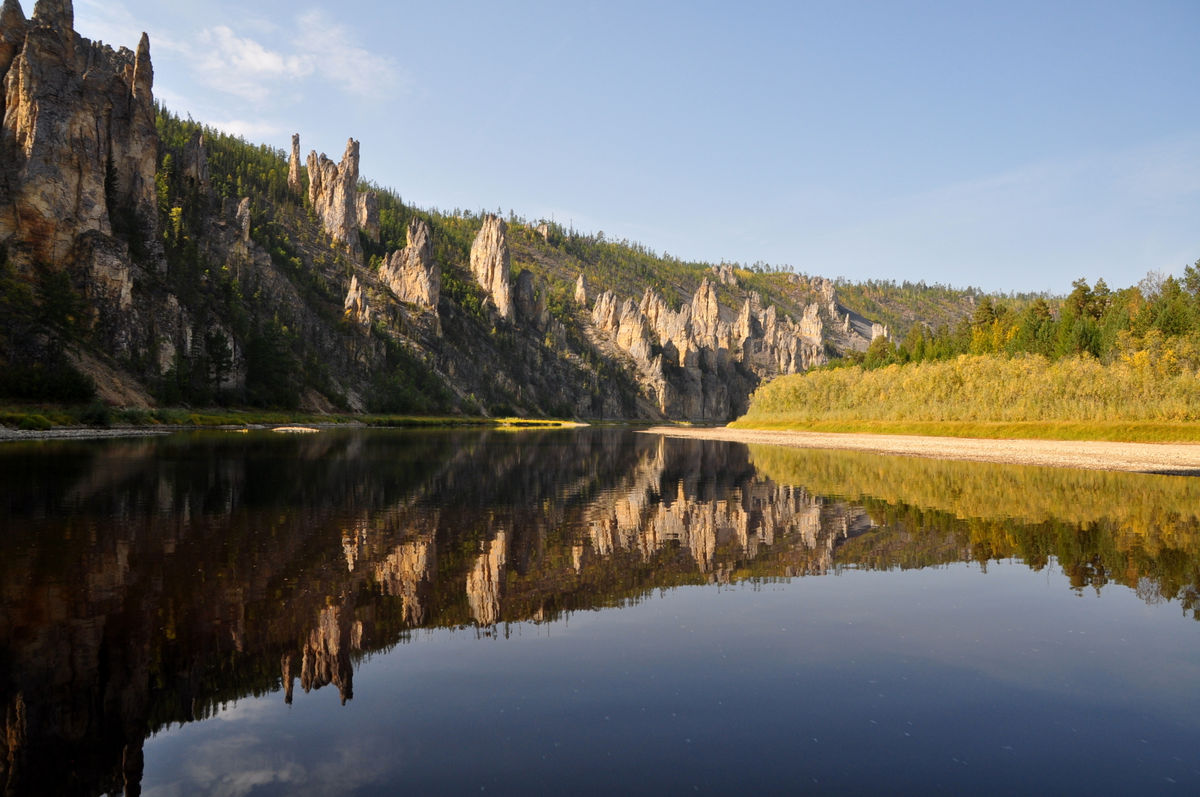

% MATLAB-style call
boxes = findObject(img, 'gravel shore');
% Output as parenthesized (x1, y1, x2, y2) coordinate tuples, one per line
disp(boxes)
(643, 426, 1200, 474)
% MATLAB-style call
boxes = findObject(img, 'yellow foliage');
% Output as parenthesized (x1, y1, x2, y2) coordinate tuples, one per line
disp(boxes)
(740, 353, 1200, 425)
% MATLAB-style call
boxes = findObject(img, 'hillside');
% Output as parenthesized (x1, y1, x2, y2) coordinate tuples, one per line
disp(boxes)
(0, 3, 995, 422)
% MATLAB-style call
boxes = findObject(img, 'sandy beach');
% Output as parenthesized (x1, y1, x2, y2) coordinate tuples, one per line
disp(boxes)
(643, 426, 1200, 474)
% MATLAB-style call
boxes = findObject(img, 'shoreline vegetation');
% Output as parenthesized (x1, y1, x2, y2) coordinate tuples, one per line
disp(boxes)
(0, 406, 584, 441)
(734, 352, 1200, 442)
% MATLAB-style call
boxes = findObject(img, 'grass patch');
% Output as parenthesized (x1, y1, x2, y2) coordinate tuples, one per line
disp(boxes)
(1, 405, 585, 432)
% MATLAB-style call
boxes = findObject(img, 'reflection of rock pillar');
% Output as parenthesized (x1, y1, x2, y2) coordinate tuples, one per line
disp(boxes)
(281, 653, 296, 704)
(298, 604, 355, 705)
(4, 694, 27, 791)
(122, 738, 144, 797)
(467, 531, 507, 626)
(375, 537, 436, 626)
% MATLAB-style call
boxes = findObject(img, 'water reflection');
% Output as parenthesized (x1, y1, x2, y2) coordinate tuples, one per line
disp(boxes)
(1, 429, 1198, 795)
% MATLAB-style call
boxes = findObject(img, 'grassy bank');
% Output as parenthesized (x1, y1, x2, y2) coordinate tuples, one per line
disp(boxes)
(734, 353, 1200, 442)
(0, 404, 580, 432)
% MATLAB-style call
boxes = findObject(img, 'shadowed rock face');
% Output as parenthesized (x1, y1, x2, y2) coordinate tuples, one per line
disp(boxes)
(470, 214, 512, 319)
(514, 269, 548, 330)
(357, 191, 380, 243)
(181, 129, 209, 190)
(306, 137, 362, 261)
(0, 0, 158, 268)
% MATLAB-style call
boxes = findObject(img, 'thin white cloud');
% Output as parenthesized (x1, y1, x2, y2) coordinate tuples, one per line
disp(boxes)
(193, 25, 314, 102)
(205, 118, 287, 140)
(293, 10, 410, 98)
(177, 11, 406, 103)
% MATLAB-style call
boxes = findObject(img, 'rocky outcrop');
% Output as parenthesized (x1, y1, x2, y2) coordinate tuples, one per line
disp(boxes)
(307, 138, 361, 261)
(0, 0, 159, 269)
(287, 132, 301, 194)
(588, 276, 830, 420)
(514, 269, 548, 330)
(574, 273, 589, 306)
(469, 214, 512, 319)
(535, 222, 549, 242)
(712, 263, 737, 286)
(181, 129, 209, 190)
(344, 274, 370, 326)
(357, 191, 379, 243)
(379, 217, 439, 314)
(234, 197, 251, 243)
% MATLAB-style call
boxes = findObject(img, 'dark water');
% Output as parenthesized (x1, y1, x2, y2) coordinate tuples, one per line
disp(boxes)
(1, 429, 1199, 795)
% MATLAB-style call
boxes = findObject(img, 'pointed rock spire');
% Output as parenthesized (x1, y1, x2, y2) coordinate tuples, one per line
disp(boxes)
(132, 31, 152, 98)
(288, 133, 302, 194)
(31, 0, 71, 31)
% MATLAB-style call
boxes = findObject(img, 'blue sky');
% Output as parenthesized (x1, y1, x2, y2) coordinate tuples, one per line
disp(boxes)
(72, 0, 1200, 293)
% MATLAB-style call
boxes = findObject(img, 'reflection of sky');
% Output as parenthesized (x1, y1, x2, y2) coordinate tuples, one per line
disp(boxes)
(143, 563, 1200, 794)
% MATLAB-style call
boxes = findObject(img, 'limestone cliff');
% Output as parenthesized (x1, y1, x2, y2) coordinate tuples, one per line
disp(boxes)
(344, 274, 371, 326)
(586, 276, 826, 420)
(379, 217, 439, 313)
(306, 137, 362, 261)
(1, 0, 157, 270)
(357, 190, 379, 243)
(0, 4, 907, 423)
(287, 132, 301, 194)
(469, 214, 512, 319)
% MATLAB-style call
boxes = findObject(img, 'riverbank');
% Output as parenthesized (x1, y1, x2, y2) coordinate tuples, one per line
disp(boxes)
(0, 413, 585, 442)
(643, 426, 1200, 474)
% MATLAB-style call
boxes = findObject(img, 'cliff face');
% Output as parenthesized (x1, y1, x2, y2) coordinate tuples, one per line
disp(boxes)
(585, 271, 830, 419)
(306, 137, 362, 261)
(0, 4, 905, 422)
(470, 214, 512, 319)
(1, 0, 156, 278)
(379, 217, 439, 314)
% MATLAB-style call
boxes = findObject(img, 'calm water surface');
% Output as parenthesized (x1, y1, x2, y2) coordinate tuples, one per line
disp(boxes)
(2, 429, 1198, 795)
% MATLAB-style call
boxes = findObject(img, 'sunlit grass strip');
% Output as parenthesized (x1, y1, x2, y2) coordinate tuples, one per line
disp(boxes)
(0, 406, 584, 431)
(736, 353, 1200, 440)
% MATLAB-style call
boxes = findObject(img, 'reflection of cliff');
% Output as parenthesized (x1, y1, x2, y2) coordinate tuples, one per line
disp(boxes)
(467, 530, 508, 626)
(3, 429, 1200, 796)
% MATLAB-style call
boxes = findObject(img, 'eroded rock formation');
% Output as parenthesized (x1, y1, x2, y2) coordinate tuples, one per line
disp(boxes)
(0, 0, 158, 269)
(181, 129, 209, 190)
(588, 276, 828, 420)
(379, 217, 439, 313)
(357, 191, 379, 243)
(514, 269, 548, 330)
(307, 137, 361, 260)
(469, 214, 512, 319)
(287, 132, 301, 194)
(344, 274, 370, 326)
